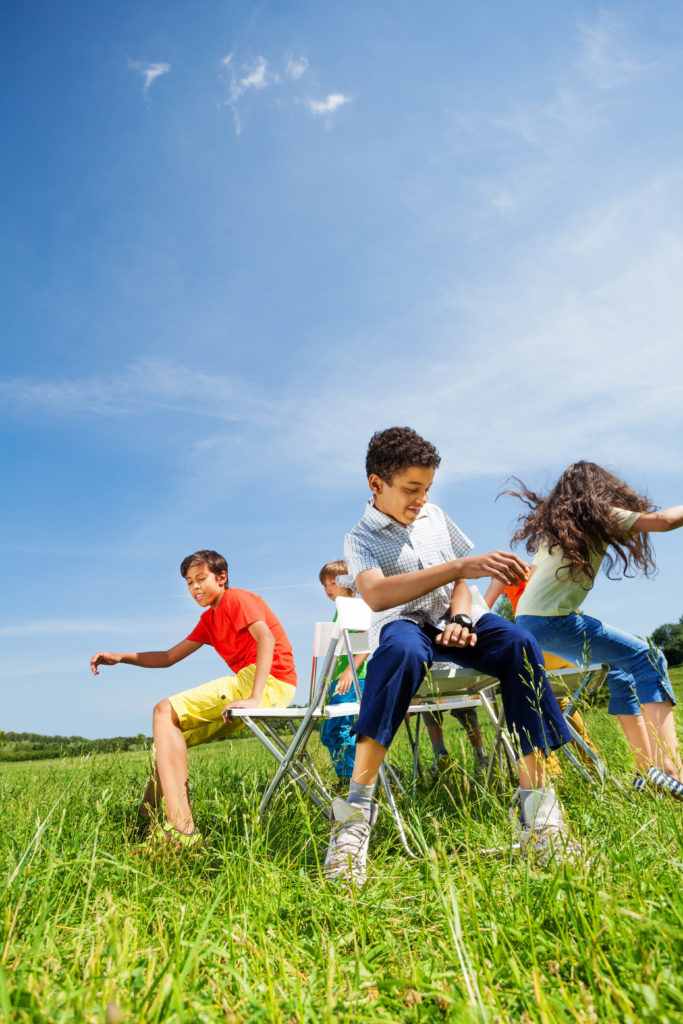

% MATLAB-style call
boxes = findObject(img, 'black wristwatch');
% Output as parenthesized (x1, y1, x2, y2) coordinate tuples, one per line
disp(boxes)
(448, 613, 475, 630)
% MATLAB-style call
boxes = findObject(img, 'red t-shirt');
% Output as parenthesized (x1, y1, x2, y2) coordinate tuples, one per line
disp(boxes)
(186, 588, 297, 686)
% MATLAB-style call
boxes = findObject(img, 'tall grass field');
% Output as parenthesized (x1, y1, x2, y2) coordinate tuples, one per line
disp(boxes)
(2, 670, 682, 1023)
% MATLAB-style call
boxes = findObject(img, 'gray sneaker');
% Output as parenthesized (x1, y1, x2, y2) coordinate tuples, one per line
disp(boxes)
(324, 797, 378, 887)
(511, 785, 583, 866)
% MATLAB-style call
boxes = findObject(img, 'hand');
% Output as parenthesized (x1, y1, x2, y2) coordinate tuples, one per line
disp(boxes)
(222, 696, 260, 721)
(458, 551, 529, 585)
(434, 622, 477, 648)
(333, 668, 354, 696)
(90, 651, 121, 675)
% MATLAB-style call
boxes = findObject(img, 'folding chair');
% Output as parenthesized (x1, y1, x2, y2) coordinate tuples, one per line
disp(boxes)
(328, 599, 506, 857)
(230, 598, 425, 856)
(226, 611, 357, 816)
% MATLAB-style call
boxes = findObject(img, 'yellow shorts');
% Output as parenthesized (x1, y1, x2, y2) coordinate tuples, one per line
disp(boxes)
(168, 666, 296, 748)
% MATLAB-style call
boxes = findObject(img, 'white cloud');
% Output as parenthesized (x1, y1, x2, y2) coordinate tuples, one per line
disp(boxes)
(220, 54, 281, 134)
(286, 56, 309, 80)
(306, 93, 351, 116)
(218, 50, 348, 134)
(128, 60, 171, 97)
(0, 357, 275, 425)
(578, 8, 656, 89)
(240, 56, 276, 90)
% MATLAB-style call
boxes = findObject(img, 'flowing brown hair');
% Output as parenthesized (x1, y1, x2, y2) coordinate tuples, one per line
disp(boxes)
(501, 462, 657, 582)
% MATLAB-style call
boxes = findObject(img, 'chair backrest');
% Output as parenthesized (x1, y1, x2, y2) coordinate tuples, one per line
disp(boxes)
(334, 595, 371, 632)
(310, 620, 339, 701)
(308, 599, 372, 704)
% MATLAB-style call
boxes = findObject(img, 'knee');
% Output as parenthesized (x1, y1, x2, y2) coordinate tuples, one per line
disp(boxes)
(153, 698, 177, 729)
(499, 626, 545, 679)
(391, 635, 429, 672)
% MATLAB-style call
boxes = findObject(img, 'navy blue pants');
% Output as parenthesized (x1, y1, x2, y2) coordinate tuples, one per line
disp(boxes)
(353, 614, 571, 758)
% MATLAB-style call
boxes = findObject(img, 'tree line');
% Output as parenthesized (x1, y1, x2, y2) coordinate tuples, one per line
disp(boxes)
(0, 732, 152, 762)
(0, 713, 302, 763)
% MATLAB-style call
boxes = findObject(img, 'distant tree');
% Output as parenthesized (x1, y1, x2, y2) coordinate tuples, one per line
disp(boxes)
(651, 614, 683, 668)
(493, 595, 515, 623)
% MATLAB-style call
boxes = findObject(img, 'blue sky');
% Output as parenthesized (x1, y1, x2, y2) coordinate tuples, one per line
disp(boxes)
(2, 1, 683, 738)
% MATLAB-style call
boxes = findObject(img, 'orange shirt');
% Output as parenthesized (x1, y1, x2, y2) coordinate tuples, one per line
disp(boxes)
(187, 588, 297, 686)
(504, 582, 526, 613)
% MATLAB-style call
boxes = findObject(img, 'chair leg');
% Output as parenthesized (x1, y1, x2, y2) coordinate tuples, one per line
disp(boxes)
(561, 719, 627, 795)
(264, 720, 329, 795)
(479, 690, 517, 787)
(242, 716, 332, 815)
(377, 764, 419, 860)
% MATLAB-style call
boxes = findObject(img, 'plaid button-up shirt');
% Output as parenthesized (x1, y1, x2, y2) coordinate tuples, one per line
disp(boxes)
(342, 500, 474, 651)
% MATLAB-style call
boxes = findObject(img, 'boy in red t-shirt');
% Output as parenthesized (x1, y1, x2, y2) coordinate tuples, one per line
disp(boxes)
(90, 549, 296, 847)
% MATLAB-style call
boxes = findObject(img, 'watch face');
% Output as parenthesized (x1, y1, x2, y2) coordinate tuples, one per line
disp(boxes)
(451, 614, 473, 627)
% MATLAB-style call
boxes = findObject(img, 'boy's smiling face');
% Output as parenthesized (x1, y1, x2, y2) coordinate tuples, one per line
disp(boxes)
(369, 465, 435, 526)
(184, 562, 227, 610)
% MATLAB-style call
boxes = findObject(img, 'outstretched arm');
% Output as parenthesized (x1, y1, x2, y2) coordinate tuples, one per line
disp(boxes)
(632, 506, 683, 534)
(89, 638, 201, 675)
(484, 578, 506, 609)
(223, 620, 275, 713)
(355, 550, 529, 613)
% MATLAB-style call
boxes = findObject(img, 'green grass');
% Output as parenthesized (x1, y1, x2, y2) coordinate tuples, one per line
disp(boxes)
(1, 691, 682, 1023)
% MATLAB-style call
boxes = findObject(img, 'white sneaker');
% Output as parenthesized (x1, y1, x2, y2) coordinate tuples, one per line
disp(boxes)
(511, 786, 582, 866)
(323, 798, 378, 888)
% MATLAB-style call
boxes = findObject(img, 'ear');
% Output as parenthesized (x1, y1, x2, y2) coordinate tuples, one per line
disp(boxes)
(368, 473, 384, 496)
(216, 571, 227, 588)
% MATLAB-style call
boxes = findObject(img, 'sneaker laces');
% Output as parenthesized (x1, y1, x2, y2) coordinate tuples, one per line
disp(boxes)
(328, 816, 371, 868)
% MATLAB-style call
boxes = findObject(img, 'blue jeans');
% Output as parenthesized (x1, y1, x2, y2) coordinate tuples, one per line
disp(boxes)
(516, 613, 675, 716)
(353, 615, 570, 757)
(320, 679, 364, 779)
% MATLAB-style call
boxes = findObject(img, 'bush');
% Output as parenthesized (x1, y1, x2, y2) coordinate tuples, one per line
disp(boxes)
(651, 615, 683, 668)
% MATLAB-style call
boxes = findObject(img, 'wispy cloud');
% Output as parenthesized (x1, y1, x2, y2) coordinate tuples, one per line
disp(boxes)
(0, 357, 275, 425)
(219, 50, 349, 134)
(4, 174, 683, 492)
(240, 55, 277, 91)
(221, 54, 280, 134)
(128, 60, 171, 97)
(286, 56, 309, 81)
(306, 93, 351, 116)
(578, 8, 656, 89)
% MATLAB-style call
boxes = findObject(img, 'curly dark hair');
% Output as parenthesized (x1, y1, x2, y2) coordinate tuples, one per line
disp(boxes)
(366, 427, 441, 483)
(501, 462, 657, 582)
(180, 550, 229, 584)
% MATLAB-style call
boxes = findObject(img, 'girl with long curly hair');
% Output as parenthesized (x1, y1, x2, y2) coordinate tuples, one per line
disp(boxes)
(503, 461, 683, 798)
